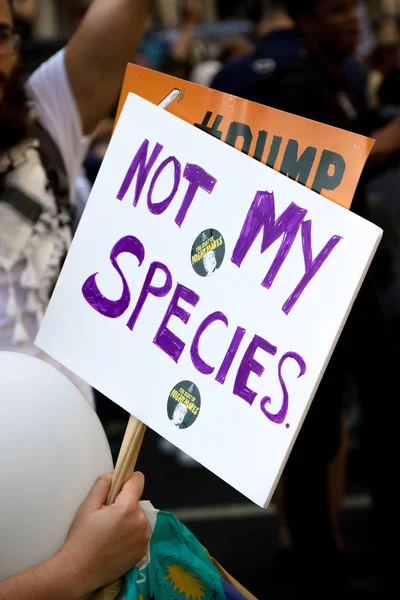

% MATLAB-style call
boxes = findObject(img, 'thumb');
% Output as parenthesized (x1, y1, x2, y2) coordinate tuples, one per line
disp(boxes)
(114, 472, 145, 507)
(84, 473, 113, 510)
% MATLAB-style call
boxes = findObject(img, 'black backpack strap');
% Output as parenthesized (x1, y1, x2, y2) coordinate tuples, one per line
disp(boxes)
(0, 185, 43, 224)
(32, 121, 75, 226)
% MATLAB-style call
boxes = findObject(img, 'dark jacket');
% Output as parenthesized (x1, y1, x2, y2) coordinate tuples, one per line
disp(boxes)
(211, 28, 302, 100)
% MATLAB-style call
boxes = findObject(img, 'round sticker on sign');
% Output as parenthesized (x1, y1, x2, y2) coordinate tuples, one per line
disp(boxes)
(191, 229, 225, 277)
(167, 381, 201, 429)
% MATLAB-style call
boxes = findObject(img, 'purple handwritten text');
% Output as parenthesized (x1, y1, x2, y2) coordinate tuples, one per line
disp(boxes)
(154, 284, 200, 363)
(82, 235, 145, 318)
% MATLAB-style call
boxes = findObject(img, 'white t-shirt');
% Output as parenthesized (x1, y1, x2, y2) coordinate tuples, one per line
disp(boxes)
(0, 50, 94, 404)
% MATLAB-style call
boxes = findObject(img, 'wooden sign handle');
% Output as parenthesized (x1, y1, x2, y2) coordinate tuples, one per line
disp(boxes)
(90, 415, 146, 600)
(106, 415, 147, 505)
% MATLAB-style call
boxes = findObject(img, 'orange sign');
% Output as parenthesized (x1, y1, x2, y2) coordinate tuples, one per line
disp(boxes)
(117, 64, 374, 209)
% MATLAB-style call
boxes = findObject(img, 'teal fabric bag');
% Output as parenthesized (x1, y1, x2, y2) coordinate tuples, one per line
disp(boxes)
(119, 503, 250, 600)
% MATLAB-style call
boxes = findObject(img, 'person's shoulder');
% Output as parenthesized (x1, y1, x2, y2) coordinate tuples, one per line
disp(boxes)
(252, 54, 324, 117)
(25, 48, 91, 197)
(26, 50, 66, 90)
(276, 50, 314, 77)
(218, 53, 255, 76)
(262, 28, 302, 63)
(255, 54, 311, 92)
(25, 50, 69, 120)
(211, 53, 256, 94)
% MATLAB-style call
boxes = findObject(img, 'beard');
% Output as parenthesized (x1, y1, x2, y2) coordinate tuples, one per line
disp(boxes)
(0, 61, 31, 153)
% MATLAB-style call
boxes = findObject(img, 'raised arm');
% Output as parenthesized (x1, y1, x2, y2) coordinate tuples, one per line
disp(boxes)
(65, 0, 152, 135)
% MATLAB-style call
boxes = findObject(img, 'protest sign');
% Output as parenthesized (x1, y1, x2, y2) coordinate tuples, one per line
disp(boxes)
(36, 93, 381, 507)
(116, 65, 374, 209)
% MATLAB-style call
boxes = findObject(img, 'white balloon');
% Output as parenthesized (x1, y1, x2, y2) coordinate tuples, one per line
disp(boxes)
(0, 351, 113, 580)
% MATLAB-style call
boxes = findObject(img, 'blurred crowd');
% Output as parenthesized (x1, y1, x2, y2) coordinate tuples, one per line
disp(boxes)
(2, 0, 400, 598)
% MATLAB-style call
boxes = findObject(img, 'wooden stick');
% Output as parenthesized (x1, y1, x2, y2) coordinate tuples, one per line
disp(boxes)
(206, 553, 258, 600)
(90, 416, 146, 600)
(107, 415, 147, 505)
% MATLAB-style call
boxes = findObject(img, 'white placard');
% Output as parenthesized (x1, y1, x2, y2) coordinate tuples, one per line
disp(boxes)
(36, 93, 382, 508)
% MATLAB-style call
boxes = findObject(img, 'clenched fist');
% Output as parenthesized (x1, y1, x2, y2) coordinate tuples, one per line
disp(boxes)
(59, 472, 149, 597)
